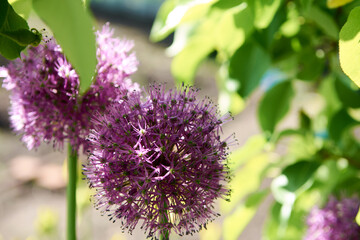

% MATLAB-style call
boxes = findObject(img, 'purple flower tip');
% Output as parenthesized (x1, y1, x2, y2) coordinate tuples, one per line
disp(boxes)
(305, 196, 360, 240)
(0, 23, 139, 151)
(83, 85, 234, 239)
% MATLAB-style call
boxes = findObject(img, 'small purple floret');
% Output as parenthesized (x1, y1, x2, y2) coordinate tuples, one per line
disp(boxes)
(83, 85, 234, 239)
(304, 196, 360, 240)
(0, 24, 139, 151)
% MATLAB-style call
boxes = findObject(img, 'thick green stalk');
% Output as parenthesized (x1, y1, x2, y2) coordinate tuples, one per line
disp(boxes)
(67, 143, 78, 240)
(160, 199, 169, 240)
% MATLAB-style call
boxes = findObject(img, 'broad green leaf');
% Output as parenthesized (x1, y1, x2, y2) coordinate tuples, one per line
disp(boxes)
(280, 4, 300, 37)
(150, 0, 216, 42)
(150, 0, 176, 42)
(249, 0, 283, 29)
(215, 2, 254, 56)
(328, 108, 358, 141)
(229, 42, 271, 98)
(171, 17, 216, 85)
(9, 0, 31, 19)
(33, 0, 96, 95)
(271, 161, 320, 205)
(300, 0, 313, 10)
(1, 28, 41, 46)
(356, 207, 360, 226)
(319, 75, 342, 117)
(271, 161, 319, 237)
(339, 7, 360, 88)
(221, 152, 270, 214)
(229, 134, 266, 169)
(253, 5, 287, 50)
(304, 5, 339, 40)
(264, 202, 307, 240)
(334, 73, 360, 108)
(296, 47, 325, 81)
(327, 0, 354, 8)
(223, 190, 268, 240)
(258, 81, 294, 133)
(0, 0, 39, 59)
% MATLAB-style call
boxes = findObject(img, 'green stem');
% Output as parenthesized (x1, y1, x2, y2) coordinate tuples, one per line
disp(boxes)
(67, 143, 78, 240)
(159, 199, 169, 240)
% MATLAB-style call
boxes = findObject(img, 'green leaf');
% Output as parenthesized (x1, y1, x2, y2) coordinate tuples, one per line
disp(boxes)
(150, 0, 177, 42)
(334, 73, 360, 108)
(328, 108, 358, 141)
(304, 5, 339, 40)
(215, 3, 254, 56)
(356, 207, 360, 226)
(221, 152, 270, 214)
(249, 0, 283, 29)
(258, 81, 295, 133)
(33, 0, 97, 95)
(327, 0, 354, 8)
(229, 134, 266, 169)
(9, 0, 32, 19)
(296, 47, 325, 81)
(0, 0, 39, 59)
(150, 0, 217, 42)
(271, 161, 320, 205)
(1, 28, 41, 46)
(171, 20, 215, 85)
(223, 190, 268, 240)
(300, 0, 314, 10)
(229, 41, 271, 98)
(339, 7, 360, 88)
(270, 161, 319, 237)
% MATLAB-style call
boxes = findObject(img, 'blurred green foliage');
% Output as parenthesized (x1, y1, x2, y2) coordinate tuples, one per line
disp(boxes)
(151, 0, 360, 239)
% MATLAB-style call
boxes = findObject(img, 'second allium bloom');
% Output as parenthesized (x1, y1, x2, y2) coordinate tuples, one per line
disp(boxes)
(0, 24, 138, 151)
(83, 85, 233, 239)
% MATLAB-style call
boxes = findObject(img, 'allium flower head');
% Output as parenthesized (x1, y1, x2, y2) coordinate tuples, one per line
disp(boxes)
(0, 23, 139, 151)
(83, 85, 234, 239)
(305, 196, 360, 240)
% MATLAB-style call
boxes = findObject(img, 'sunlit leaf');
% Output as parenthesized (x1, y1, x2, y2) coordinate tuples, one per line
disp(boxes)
(33, 0, 96, 95)
(271, 161, 320, 205)
(229, 134, 266, 169)
(270, 161, 319, 237)
(150, 0, 216, 42)
(221, 152, 270, 214)
(304, 5, 339, 40)
(258, 81, 294, 133)
(339, 7, 360, 88)
(249, 0, 283, 29)
(328, 108, 358, 141)
(229, 41, 271, 98)
(223, 190, 268, 240)
(327, 0, 354, 8)
(150, 0, 177, 42)
(171, 34, 214, 85)
(199, 222, 222, 240)
(9, 0, 31, 19)
(334, 73, 360, 108)
(215, 2, 254, 56)
(356, 207, 360, 226)
(0, 0, 42, 59)
(280, 4, 300, 37)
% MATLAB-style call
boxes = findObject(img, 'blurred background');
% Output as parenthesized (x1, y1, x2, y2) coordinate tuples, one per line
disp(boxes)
(0, 0, 271, 239)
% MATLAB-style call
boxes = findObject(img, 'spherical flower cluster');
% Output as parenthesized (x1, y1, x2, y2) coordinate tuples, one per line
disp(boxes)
(83, 85, 234, 239)
(305, 196, 360, 240)
(0, 24, 139, 151)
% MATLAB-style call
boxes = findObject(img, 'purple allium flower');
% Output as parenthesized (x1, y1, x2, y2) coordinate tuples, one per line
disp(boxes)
(304, 196, 360, 240)
(0, 23, 139, 151)
(83, 85, 234, 239)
